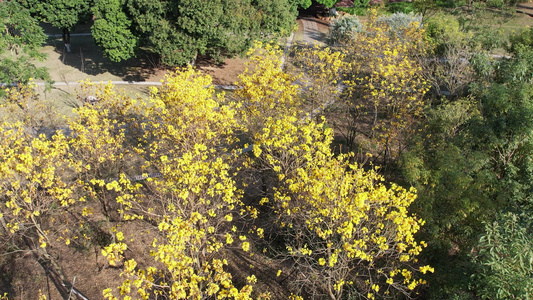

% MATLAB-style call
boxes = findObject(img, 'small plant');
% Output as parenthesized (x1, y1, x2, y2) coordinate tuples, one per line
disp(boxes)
(328, 15, 364, 46)
(378, 12, 423, 33)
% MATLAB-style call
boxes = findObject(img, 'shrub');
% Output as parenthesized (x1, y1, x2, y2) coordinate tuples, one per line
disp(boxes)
(328, 15, 364, 45)
(378, 12, 423, 33)
(471, 212, 533, 299)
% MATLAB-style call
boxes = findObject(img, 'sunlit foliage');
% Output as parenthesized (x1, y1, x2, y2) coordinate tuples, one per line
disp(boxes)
(253, 115, 431, 299)
(0, 42, 432, 300)
(343, 9, 429, 160)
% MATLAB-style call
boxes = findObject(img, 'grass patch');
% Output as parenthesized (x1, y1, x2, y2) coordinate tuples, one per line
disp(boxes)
(337, 6, 368, 16)
(386, 2, 415, 14)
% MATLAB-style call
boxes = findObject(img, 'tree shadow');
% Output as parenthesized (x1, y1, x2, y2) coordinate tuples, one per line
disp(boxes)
(0, 254, 16, 297)
(46, 35, 161, 82)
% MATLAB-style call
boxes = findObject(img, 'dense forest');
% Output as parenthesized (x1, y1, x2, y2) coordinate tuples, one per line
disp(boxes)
(1, 0, 533, 299)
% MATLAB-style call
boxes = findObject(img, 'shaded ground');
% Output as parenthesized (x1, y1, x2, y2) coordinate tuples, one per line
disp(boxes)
(35, 35, 246, 86)
(295, 2, 332, 45)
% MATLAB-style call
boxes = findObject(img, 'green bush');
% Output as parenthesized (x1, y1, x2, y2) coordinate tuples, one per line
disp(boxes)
(337, 6, 367, 15)
(386, 1, 415, 14)
(424, 12, 470, 55)
(328, 15, 363, 45)
(471, 212, 533, 299)
(436, 0, 467, 8)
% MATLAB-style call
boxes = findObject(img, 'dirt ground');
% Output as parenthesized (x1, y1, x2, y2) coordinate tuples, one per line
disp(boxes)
(34, 36, 247, 86)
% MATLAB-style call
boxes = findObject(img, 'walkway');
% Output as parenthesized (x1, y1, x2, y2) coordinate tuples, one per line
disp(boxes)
(26, 81, 238, 90)
(517, 2, 533, 16)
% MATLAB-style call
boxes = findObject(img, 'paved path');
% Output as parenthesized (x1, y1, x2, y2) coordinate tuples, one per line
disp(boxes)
(8, 18, 310, 89)
(517, 2, 533, 16)
(2, 81, 238, 90)
(300, 18, 327, 45)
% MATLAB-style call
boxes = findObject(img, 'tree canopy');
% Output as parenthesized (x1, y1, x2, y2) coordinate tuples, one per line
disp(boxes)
(21, 0, 91, 31)
(92, 0, 299, 65)
(0, 0, 50, 86)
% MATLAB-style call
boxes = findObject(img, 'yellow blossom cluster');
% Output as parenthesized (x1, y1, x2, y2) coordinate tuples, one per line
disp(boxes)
(291, 44, 346, 111)
(0, 39, 433, 300)
(235, 41, 303, 131)
(254, 114, 431, 299)
(343, 9, 430, 159)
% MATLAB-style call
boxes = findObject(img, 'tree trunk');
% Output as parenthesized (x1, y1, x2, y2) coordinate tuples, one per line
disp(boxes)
(62, 28, 71, 53)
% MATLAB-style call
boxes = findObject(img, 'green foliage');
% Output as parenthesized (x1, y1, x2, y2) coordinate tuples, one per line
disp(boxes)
(94, 0, 298, 65)
(0, 0, 50, 86)
(401, 79, 533, 298)
(92, 0, 138, 62)
(486, 0, 521, 8)
(20, 0, 91, 30)
(291, 0, 312, 9)
(424, 12, 468, 54)
(254, 0, 297, 35)
(471, 83, 533, 208)
(386, 1, 415, 14)
(401, 98, 494, 250)
(316, 0, 338, 9)
(499, 27, 533, 83)
(471, 212, 533, 299)
(336, 6, 367, 16)
(508, 26, 533, 57)
(403, 81, 533, 245)
(433, 0, 466, 8)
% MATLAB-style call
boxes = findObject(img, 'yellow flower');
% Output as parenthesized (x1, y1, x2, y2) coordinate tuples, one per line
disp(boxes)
(242, 242, 250, 252)
(224, 214, 233, 222)
(318, 258, 326, 266)
(419, 265, 434, 274)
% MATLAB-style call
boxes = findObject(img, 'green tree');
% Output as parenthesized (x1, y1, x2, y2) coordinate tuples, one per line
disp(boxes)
(91, 0, 138, 62)
(19, 0, 92, 52)
(400, 79, 533, 299)
(316, 0, 338, 9)
(93, 0, 298, 66)
(292, 0, 312, 9)
(0, 0, 50, 86)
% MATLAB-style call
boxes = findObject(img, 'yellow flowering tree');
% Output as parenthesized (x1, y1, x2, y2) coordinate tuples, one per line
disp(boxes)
(66, 83, 143, 222)
(0, 40, 437, 299)
(0, 119, 86, 286)
(1, 81, 62, 132)
(289, 44, 346, 115)
(235, 41, 303, 132)
(343, 9, 429, 161)
(97, 68, 261, 299)
(253, 115, 432, 299)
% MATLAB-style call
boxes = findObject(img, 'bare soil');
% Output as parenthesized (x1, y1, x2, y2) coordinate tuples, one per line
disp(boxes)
(35, 35, 246, 86)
